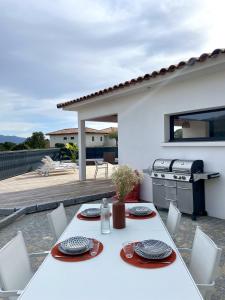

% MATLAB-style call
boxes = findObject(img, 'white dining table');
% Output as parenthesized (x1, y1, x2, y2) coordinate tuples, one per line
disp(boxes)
(18, 203, 203, 300)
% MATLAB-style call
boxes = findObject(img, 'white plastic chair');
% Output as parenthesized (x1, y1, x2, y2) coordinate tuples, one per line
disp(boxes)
(166, 202, 181, 238)
(44, 155, 60, 166)
(45, 156, 76, 168)
(0, 231, 48, 299)
(94, 160, 108, 179)
(47, 203, 67, 241)
(179, 227, 222, 299)
(37, 157, 76, 176)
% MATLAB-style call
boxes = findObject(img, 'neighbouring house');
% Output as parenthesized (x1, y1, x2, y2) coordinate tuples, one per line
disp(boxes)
(46, 127, 117, 148)
(57, 48, 225, 219)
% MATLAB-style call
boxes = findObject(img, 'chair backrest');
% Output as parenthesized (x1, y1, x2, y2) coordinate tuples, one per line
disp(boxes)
(166, 203, 181, 237)
(47, 203, 67, 241)
(94, 160, 104, 166)
(103, 152, 115, 164)
(45, 156, 54, 163)
(0, 231, 32, 293)
(190, 227, 222, 284)
(40, 159, 54, 172)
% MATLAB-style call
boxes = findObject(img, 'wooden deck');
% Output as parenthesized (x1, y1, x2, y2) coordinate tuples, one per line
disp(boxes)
(0, 165, 115, 209)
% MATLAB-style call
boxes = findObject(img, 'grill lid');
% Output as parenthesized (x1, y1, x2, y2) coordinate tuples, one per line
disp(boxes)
(172, 160, 203, 174)
(152, 159, 175, 172)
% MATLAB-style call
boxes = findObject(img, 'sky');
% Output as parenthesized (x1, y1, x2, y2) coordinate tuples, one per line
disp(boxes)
(0, 0, 225, 138)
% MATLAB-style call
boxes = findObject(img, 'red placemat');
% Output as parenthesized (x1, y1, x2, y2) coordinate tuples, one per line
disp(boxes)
(77, 213, 111, 221)
(77, 213, 100, 221)
(51, 239, 103, 262)
(120, 248, 176, 269)
(126, 211, 157, 219)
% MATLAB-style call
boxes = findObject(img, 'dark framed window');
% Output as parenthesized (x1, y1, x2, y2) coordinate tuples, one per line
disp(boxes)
(100, 136, 103, 141)
(92, 136, 95, 142)
(63, 137, 67, 140)
(71, 136, 74, 140)
(170, 107, 225, 142)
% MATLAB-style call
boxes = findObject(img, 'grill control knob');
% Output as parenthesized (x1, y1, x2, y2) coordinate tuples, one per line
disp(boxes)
(161, 174, 165, 178)
(181, 176, 186, 180)
(154, 173, 158, 177)
(173, 175, 177, 179)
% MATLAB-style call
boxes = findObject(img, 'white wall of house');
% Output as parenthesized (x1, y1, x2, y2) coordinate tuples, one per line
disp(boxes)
(85, 134, 105, 147)
(49, 134, 78, 147)
(76, 66, 225, 219)
(104, 135, 117, 146)
(49, 133, 108, 147)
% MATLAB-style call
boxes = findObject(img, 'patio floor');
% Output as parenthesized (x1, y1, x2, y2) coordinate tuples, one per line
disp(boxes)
(0, 165, 116, 209)
(0, 203, 224, 299)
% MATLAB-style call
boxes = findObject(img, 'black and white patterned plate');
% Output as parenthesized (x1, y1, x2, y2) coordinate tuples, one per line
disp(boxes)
(129, 206, 152, 216)
(80, 208, 101, 218)
(134, 239, 172, 260)
(58, 236, 93, 255)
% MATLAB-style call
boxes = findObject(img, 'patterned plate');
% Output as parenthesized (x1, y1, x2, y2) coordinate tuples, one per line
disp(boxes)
(129, 206, 152, 216)
(134, 240, 172, 260)
(58, 236, 93, 255)
(80, 208, 101, 218)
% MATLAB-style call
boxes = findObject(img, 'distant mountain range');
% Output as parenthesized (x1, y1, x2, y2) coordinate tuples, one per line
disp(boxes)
(0, 135, 26, 144)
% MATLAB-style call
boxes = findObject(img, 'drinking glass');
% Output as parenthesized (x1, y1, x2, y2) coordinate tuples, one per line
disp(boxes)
(122, 241, 134, 258)
(90, 240, 100, 256)
(125, 209, 130, 217)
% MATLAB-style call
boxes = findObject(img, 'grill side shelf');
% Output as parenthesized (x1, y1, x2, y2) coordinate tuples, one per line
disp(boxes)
(193, 172, 220, 181)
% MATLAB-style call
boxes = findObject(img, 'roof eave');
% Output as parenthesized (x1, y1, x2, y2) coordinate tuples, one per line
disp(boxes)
(58, 53, 225, 111)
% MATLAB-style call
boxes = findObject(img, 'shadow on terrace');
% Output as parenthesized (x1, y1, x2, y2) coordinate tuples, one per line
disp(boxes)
(0, 165, 116, 210)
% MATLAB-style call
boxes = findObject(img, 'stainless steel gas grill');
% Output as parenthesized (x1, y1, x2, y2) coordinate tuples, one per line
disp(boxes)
(148, 159, 220, 220)
(150, 159, 176, 210)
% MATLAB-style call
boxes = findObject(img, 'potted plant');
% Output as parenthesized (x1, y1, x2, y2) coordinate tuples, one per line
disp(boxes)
(111, 165, 142, 229)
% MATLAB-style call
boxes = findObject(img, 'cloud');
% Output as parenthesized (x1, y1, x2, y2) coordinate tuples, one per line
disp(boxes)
(0, 0, 224, 137)
(0, 88, 77, 137)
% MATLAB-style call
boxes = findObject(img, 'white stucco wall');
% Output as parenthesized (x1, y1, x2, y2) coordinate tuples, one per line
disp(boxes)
(104, 135, 117, 147)
(85, 134, 105, 147)
(49, 133, 106, 147)
(77, 66, 225, 219)
(49, 134, 78, 147)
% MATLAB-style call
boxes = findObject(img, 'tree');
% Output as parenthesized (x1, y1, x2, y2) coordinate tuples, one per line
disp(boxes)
(65, 143, 79, 162)
(25, 132, 48, 149)
(55, 143, 65, 148)
(0, 142, 16, 151)
(108, 129, 118, 146)
(174, 128, 183, 139)
(11, 143, 30, 151)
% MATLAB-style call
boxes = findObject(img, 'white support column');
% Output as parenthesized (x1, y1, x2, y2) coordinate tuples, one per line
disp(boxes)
(78, 119, 86, 181)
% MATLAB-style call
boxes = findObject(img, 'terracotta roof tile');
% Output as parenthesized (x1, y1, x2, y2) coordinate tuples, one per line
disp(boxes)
(46, 127, 108, 135)
(98, 127, 117, 134)
(57, 48, 225, 109)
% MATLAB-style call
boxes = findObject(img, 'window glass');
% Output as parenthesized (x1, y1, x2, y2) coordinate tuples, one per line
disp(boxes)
(170, 108, 225, 141)
(63, 137, 67, 140)
(71, 136, 74, 140)
(100, 136, 103, 141)
(92, 136, 95, 142)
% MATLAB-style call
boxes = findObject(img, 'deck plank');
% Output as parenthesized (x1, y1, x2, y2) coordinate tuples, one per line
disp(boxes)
(0, 165, 115, 209)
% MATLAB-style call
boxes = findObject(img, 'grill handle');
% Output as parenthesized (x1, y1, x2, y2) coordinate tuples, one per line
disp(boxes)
(165, 198, 177, 202)
(177, 187, 192, 190)
(165, 185, 176, 188)
(152, 182, 164, 186)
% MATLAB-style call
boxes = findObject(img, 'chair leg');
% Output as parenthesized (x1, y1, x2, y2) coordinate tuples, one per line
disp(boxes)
(94, 167, 98, 179)
(106, 164, 108, 178)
